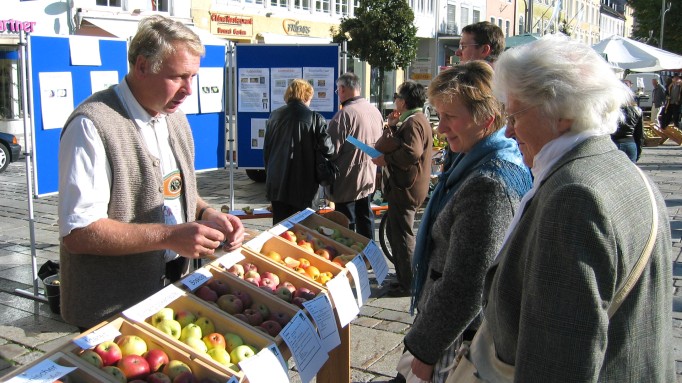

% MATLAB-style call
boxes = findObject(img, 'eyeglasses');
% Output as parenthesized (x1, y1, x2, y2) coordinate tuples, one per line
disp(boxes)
(458, 43, 479, 50)
(505, 105, 536, 128)
(393, 93, 403, 101)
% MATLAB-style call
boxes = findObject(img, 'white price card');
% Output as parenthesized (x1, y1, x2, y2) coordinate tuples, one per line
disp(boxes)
(325, 272, 359, 327)
(122, 284, 184, 322)
(72, 324, 121, 350)
(347, 255, 371, 306)
(280, 310, 328, 383)
(302, 293, 341, 352)
(240, 345, 289, 383)
(266, 343, 288, 371)
(363, 240, 389, 285)
(6, 358, 76, 383)
(270, 221, 293, 235)
(180, 268, 213, 291)
(287, 208, 315, 223)
(244, 231, 273, 253)
(216, 251, 245, 270)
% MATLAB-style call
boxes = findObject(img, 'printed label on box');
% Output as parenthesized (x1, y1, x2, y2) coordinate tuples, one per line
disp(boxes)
(240, 346, 289, 382)
(280, 310, 328, 383)
(216, 251, 246, 269)
(6, 359, 76, 383)
(302, 293, 341, 352)
(122, 284, 184, 322)
(325, 271, 359, 327)
(363, 240, 389, 285)
(180, 268, 213, 291)
(346, 255, 371, 306)
(73, 324, 121, 350)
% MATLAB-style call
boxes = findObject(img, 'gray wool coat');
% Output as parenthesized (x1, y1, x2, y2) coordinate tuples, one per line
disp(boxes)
(483, 135, 675, 382)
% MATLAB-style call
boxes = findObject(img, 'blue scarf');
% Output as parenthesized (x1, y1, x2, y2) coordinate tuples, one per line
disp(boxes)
(409, 128, 529, 314)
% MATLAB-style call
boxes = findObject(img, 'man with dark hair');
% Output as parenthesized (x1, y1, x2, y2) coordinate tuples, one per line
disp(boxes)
(58, 16, 244, 329)
(456, 21, 505, 64)
(326, 73, 383, 240)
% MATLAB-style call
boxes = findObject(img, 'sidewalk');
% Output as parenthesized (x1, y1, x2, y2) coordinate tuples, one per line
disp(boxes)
(1, 141, 682, 382)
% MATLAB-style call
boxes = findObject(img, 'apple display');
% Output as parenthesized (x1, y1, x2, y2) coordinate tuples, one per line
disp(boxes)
(117, 354, 150, 381)
(269, 312, 292, 328)
(184, 336, 208, 354)
(155, 319, 182, 340)
(244, 277, 260, 287)
(275, 285, 293, 302)
(227, 263, 245, 278)
(102, 365, 127, 383)
(252, 302, 270, 320)
(175, 310, 197, 328)
(292, 296, 308, 308)
(260, 271, 280, 286)
(305, 265, 321, 281)
(172, 371, 198, 383)
(243, 263, 258, 273)
(216, 294, 244, 315)
(162, 360, 192, 381)
(146, 372, 172, 383)
(283, 256, 301, 269)
(223, 333, 243, 352)
(180, 323, 202, 342)
(207, 347, 231, 366)
(207, 279, 231, 296)
(194, 317, 215, 336)
(94, 340, 123, 366)
(195, 285, 218, 302)
(278, 281, 296, 294)
(259, 277, 278, 290)
(232, 290, 253, 308)
(280, 231, 296, 242)
(244, 270, 261, 284)
(143, 349, 169, 373)
(229, 344, 256, 364)
(315, 248, 331, 260)
(151, 308, 174, 327)
(202, 333, 226, 350)
(259, 320, 283, 337)
(264, 250, 283, 262)
(116, 335, 148, 357)
(242, 308, 264, 326)
(79, 349, 103, 368)
(294, 286, 316, 301)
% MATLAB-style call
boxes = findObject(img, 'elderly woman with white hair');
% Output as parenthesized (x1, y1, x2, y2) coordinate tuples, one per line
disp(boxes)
(455, 35, 675, 382)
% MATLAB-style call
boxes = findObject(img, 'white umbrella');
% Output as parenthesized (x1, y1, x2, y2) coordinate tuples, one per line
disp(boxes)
(592, 35, 682, 72)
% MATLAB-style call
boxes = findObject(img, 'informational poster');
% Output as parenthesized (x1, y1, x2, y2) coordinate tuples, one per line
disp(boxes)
(69, 35, 102, 66)
(90, 71, 119, 94)
(304, 67, 335, 112)
(38, 71, 74, 130)
(238, 67, 270, 112)
(251, 118, 267, 149)
(179, 76, 200, 115)
(271, 67, 303, 110)
(198, 67, 224, 113)
(409, 58, 433, 87)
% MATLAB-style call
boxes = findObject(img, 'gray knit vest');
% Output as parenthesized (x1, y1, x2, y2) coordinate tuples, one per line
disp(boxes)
(59, 88, 198, 328)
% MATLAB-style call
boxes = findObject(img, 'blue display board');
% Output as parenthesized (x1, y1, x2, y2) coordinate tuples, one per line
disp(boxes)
(29, 36, 226, 196)
(234, 44, 340, 169)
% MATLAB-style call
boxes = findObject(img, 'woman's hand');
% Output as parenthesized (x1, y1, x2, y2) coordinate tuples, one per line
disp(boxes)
(372, 155, 387, 167)
(411, 357, 434, 381)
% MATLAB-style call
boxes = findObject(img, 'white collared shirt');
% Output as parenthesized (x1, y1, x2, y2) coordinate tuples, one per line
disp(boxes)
(58, 79, 184, 260)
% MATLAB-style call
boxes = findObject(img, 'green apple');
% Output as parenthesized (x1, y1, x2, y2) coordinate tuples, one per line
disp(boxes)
(116, 335, 147, 357)
(229, 344, 256, 364)
(155, 319, 182, 340)
(223, 332, 243, 353)
(102, 366, 127, 383)
(151, 307, 174, 327)
(180, 323, 202, 342)
(184, 336, 208, 354)
(174, 310, 197, 328)
(162, 360, 192, 381)
(79, 349, 103, 368)
(194, 316, 215, 336)
(207, 347, 231, 366)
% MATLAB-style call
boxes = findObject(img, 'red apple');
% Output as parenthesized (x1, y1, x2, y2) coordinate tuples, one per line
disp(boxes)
(280, 231, 297, 242)
(242, 308, 264, 326)
(233, 313, 249, 323)
(293, 287, 316, 301)
(195, 285, 218, 302)
(117, 354, 150, 381)
(278, 281, 296, 294)
(232, 290, 253, 308)
(275, 286, 293, 302)
(94, 340, 122, 366)
(227, 263, 245, 278)
(292, 296, 308, 308)
(315, 248, 331, 260)
(216, 294, 244, 315)
(243, 263, 258, 273)
(207, 279, 231, 296)
(244, 270, 261, 284)
(259, 320, 283, 337)
(147, 372, 172, 383)
(244, 277, 260, 287)
(143, 349, 169, 373)
(261, 271, 280, 286)
(259, 277, 278, 291)
(269, 312, 292, 328)
(202, 333, 226, 350)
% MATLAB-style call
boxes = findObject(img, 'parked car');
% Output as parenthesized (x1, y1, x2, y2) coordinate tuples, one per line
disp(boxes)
(0, 132, 21, 173)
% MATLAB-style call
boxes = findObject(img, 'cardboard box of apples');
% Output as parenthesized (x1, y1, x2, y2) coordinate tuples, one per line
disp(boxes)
(66, 316, 230, 383)
(138, 292, 274, 378)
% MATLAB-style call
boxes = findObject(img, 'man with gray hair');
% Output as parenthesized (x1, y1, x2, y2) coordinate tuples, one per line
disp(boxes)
(58, 15, 244, 329)
(326, 72, 383, 240)
(651, 78, 666, 128)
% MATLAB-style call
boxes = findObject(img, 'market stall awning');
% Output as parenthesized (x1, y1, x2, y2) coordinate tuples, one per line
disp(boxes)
(256, 32, 331, 45)
(78, 17, 227, 46)
(592, 35, 682, 72)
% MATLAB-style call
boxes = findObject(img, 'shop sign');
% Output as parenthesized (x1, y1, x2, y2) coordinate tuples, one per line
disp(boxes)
(283, 19, 311, 36)
(0, 19, 37, 34)
(210, 13, 253, 38)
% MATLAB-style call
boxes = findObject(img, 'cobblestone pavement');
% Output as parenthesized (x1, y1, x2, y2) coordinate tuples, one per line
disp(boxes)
(1, 141, 682, 382)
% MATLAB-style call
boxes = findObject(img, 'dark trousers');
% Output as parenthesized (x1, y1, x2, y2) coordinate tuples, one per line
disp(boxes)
(660, 103, 681, 128)
(271, 200, 307, 225)
(385, 200, 418, 290)
(334, 196, 375, 241)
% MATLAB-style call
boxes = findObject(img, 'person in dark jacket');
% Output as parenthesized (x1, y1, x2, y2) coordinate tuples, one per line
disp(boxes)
(264, 79, 334, 224)
(611, 103, 643, 162)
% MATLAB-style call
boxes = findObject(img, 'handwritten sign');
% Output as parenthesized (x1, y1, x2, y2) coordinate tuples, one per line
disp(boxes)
(6, 358, 76, 383)
(302, 293, 341, 352)
(280, 311, 328, 383)
(363, 240, 389, 284)
(122, 284, 184, 322)
(347, 255, 371, 306)
(180, 268, 213, 291)
(72, 324, 121, 350)
(325, 272, 359, 327)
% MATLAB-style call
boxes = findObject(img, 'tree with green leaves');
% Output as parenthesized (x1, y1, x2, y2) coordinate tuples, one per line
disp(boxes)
(628, 0, 682, 54)
(331, 0, 418, 114)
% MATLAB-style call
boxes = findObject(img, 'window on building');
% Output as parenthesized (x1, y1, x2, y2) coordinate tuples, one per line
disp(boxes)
(473, 9, 480, 23)
(461, 6, 469, 27)
(498, 18, 502, 28)
(505, 20, 510, 35)
(316, 0, 330, 13)
(151, 0, 168, 12)
(490, 16, 495, 23)
(96, 0, 121, 6)
(272, 0, 286, 7)
(0, 48, 23, 120)
(518, 16, 524, 34)
(446, 4, 457, 34)
(336, 0, 348, 15)
(295, 0, 311, 9)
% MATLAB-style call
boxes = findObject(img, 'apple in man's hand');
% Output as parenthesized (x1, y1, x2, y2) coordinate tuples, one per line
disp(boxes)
(94, 340, 122, 366)
(143, 349, 169, 373)
(117, 354, 150, 381)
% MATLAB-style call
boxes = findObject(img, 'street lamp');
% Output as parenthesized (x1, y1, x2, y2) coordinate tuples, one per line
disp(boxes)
(660, 0, 671, 49)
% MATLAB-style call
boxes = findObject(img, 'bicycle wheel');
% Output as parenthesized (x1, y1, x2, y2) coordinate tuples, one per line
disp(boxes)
(379, 213, 395, 265)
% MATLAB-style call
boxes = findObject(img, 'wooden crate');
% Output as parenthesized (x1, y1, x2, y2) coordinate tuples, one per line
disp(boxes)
(247, 235, 344, 279)
(3, 351, 113, 382)
(297, 213, 370, 249)
(657, 126, 682, 145)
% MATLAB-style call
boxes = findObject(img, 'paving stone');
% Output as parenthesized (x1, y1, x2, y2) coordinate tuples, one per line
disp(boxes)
(372, 309, 415, 325)
(0, 343, 30, 360)
(349, 325, 404, 370)
(363, 344, 404, 377)
(352, 316, 382, 329)
(13, 350, 43, 366)
(0, 315, 78, 348)
(373, 320, 410, 334)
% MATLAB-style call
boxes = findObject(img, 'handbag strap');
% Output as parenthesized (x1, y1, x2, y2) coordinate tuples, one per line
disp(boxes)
(607, 166, 658, 318)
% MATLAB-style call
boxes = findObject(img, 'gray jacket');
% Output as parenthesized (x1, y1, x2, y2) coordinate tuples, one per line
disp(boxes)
(483, 136, 675, 382)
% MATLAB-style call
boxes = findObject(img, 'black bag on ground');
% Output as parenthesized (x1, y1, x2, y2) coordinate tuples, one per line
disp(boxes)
(38, 260, 59, 282)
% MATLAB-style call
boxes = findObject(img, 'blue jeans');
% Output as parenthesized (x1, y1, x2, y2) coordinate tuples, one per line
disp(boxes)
(615, 141, 638, 163)
(334, 196, 375, 241)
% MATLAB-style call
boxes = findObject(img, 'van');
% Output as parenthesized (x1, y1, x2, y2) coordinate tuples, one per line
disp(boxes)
(624, 72, 661, 110)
